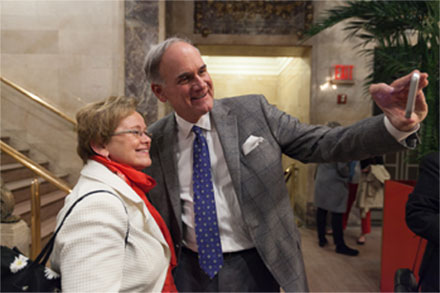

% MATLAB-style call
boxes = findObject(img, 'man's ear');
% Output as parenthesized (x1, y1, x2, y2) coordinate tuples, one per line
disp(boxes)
(151, 83, 167, 103)
(90, 141, 109, 158)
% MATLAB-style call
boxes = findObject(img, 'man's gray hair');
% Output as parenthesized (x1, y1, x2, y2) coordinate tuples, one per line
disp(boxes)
(143, 37, 194, 84)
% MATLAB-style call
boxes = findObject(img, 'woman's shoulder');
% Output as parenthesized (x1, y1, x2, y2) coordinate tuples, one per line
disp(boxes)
(60, 183, 127, 223)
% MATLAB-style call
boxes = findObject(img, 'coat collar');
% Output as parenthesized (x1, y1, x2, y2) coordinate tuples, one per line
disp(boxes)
(81, 160, 144, 205)
(150, 118, 182, 228)
(80, 160, 169, 247)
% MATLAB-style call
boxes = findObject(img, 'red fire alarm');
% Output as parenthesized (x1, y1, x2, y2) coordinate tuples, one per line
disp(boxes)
(337, 94, 347, 104)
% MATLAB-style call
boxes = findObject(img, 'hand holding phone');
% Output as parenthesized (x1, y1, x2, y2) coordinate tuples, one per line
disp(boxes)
(405, 72, 420, 118)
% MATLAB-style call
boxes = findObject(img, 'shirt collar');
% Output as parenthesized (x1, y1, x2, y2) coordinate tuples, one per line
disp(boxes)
(174, 112, 211, 138)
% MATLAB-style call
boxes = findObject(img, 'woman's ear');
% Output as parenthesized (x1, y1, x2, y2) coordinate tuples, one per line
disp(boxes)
(90, 141, 109, 158)
(151, 83, 167, 103)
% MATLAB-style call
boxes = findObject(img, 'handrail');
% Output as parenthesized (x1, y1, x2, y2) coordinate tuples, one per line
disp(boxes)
(0, 76, 77, 126)
(0, 140, 72, 193)
(284, 163, 298, 183)
(30, 179, 41, 259)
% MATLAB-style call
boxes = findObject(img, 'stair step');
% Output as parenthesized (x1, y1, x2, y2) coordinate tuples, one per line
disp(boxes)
(1, 136, 10, 144)
(1, 160, 49, 183)
(5, 174, 69, 204)
(13, 189, 67, 226)
(42, 217, 57, 238)
(0, 148, 31, 164)
(13, 189, 67, 216)
(5, 177, 45, 191)
(41, 217, 57, 248)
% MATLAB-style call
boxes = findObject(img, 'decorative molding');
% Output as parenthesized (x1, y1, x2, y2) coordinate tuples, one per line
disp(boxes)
(194, 0, 313, 38)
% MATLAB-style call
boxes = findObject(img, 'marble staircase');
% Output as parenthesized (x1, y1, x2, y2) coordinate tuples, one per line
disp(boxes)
(0, 136, 69, 252)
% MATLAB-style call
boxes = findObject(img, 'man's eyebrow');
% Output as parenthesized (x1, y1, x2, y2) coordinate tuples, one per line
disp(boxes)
(176, 64, 207, 81)
(176, 71, 191, 81)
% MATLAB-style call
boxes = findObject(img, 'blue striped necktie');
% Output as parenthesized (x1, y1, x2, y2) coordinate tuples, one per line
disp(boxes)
(192, 125, 223, 278)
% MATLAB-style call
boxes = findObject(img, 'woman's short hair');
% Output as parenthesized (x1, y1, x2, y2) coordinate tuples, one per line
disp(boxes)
(76, 96, 139, 164)
(143, 37, 194, 84)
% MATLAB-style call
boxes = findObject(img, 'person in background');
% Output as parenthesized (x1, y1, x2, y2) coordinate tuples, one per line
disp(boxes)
(143, 37, 428, 292)
(314, 121, 358, 256)
(50, 96, 176, 292)
(343, 156, 388, 244)
(406, 151, 439, 292)
(342, 160, 360, 234)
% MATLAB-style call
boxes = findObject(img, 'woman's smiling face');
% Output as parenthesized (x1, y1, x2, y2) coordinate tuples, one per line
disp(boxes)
(104, 111, 152, 170)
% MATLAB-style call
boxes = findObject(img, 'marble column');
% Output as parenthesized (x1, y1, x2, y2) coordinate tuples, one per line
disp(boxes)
(124, 0, 159, 125)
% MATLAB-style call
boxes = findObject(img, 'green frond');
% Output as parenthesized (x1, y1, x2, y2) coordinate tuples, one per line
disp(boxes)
(305, 0, 440, 159)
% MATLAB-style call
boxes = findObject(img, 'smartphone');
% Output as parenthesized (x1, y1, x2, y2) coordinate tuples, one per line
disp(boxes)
(405, 72, 420, 118)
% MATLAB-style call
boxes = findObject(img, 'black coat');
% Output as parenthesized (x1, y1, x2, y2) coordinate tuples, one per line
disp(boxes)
(406, 152, 439, 292)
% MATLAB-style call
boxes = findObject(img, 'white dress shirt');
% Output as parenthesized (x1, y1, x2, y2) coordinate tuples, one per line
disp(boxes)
(175, 113, 254, 253)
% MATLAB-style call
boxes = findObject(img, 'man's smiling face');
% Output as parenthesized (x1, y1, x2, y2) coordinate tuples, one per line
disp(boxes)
(152, 42, 214, 123)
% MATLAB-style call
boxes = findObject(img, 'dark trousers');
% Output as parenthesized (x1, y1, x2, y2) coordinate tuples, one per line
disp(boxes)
(317, 207, 345, 246)
(174, 247, 279, 292)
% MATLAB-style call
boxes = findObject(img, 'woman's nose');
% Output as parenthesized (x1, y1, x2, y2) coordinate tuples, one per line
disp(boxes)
(141, 132, 151, 144)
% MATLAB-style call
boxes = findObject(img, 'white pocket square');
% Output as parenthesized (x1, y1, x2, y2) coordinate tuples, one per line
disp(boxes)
(242, 135, 264, 156)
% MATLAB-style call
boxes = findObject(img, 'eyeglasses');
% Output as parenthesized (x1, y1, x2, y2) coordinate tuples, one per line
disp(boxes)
(112, 130, 152, 139)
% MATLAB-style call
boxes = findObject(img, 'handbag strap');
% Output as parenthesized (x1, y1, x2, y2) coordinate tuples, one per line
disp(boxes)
(34, 190, 129, 266)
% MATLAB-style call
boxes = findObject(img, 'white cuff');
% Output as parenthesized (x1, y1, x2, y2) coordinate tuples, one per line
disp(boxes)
(384, 116, 419, 143)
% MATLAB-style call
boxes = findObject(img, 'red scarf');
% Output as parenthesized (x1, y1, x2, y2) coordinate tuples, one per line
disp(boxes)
(92, 156, 177, 293)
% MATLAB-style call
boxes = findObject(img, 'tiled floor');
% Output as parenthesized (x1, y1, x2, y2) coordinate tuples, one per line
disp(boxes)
(300, 225, 383, 292)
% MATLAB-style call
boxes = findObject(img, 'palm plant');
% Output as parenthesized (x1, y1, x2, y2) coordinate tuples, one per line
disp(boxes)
(306, 0, 439, 158)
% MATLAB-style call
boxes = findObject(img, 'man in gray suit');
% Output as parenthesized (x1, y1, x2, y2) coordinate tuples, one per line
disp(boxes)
(143, 37, 428, 292)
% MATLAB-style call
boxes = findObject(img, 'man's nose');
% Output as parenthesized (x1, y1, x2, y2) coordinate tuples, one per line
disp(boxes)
(191, 75, 205, 90)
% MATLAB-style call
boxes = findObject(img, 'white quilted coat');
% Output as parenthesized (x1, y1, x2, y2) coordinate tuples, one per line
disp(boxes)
(50, 160, 171, 292)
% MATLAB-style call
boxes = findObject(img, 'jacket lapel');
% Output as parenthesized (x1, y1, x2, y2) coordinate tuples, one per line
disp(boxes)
(211, 101, 242, 199)
(153, 118, 182, 230)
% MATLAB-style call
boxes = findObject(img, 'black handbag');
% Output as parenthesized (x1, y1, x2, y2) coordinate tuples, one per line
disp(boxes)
(1, 244, 60, 292)
(394, 237, 424, 292)
(1, 190, 125, 292)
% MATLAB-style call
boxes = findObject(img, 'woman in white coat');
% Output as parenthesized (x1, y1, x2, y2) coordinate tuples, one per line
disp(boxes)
(50, 96, 176, 292)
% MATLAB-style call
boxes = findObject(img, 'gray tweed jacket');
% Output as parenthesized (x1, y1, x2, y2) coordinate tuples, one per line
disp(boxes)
(144, 94, 408, 292)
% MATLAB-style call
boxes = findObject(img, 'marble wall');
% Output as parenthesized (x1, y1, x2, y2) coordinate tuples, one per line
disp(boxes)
(309, 1, 373, 127)
(1, 0, 125, 183)
(1, 0, 125, 118)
